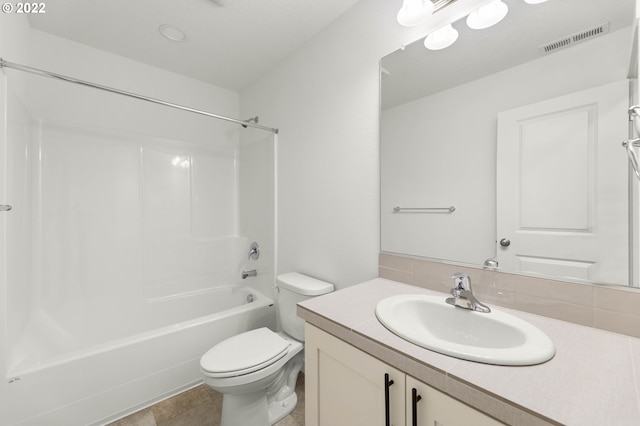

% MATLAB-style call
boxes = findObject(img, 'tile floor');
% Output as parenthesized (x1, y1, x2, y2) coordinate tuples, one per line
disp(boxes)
(108, 373, 305, 426)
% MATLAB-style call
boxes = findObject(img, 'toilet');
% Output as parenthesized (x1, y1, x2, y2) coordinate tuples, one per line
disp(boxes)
(200, 272, 334, 426)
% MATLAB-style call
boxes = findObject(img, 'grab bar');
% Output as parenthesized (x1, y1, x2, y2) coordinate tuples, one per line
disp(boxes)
(393, 206, 455, 213)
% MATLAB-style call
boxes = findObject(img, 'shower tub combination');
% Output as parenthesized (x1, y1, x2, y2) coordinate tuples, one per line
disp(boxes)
(1, 62, 277, 425)
(8, 286, 275, 426)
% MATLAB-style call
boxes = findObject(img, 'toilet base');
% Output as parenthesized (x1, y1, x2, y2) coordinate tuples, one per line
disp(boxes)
(268, 392, 297, 425)
(221, 389, 268, 426)
(220, 389, 297, 426)
(216, 352, 304, 426)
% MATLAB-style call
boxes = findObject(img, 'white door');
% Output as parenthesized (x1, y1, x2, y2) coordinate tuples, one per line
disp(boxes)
(497, 80, 629, 285)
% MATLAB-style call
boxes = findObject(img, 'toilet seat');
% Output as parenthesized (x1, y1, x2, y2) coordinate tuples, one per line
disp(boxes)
(200, 327, 291, 378)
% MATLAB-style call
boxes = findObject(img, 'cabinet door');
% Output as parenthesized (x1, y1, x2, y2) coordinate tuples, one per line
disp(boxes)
(305, 324, 405, 426)
(407, 376, 504, 426)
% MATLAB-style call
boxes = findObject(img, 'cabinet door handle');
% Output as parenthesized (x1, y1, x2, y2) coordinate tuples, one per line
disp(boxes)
(384, 373, 394, 426)
(411, 387, 422, 426)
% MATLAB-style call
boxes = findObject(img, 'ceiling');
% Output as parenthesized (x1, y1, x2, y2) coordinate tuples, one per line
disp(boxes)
(28, 0, 361, 92)
(381, 0, 636, 109)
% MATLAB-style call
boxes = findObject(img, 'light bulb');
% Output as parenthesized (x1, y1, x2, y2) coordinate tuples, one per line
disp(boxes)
(397, 0, 434, 27)
(466, 0, 508, 30)
(424, 24, 459, 50)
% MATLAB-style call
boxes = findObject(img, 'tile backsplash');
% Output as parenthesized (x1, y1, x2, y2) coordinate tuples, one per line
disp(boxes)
(379, 253, 640, 339)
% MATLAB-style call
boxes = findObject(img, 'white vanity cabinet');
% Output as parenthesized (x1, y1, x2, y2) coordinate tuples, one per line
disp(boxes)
(305, 324, 504, 426)
(304, 323, 406, 426)
(406, 376, 504, 426)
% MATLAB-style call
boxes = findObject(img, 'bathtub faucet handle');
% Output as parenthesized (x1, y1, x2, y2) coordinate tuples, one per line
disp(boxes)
(241, 270, 257, 279)
(248, 242, 260, 260)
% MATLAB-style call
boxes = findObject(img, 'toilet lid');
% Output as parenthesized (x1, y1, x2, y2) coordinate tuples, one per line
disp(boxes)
(200, 328, 290, 377)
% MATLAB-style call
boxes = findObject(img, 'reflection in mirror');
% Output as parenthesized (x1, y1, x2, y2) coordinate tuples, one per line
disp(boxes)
(380, 0, 636, 287)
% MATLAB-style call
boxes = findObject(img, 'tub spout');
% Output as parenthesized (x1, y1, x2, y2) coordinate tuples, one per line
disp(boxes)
(241, 269, 257, 279)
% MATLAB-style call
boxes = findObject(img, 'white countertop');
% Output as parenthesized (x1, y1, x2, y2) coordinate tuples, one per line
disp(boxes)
(297, 278, 640, 426)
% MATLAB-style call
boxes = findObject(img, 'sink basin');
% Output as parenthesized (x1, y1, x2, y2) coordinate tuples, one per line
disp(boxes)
(375, 294, 555, 366)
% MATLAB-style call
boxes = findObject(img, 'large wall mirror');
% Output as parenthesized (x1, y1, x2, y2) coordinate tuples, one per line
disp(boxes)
(380, 0, 638, 288)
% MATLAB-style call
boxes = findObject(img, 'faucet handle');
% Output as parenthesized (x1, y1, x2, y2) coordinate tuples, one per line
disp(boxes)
(451, 273, 471, 291)
(248, 242, 260, 260)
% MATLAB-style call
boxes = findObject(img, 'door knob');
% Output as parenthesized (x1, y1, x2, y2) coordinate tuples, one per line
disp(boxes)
(499, 238, 511, 247)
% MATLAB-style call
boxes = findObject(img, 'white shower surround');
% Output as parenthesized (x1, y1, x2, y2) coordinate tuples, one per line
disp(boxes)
(0, 28, 277, 426)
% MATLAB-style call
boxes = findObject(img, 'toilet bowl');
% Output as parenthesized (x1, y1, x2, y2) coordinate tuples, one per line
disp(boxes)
(200, 273, 334, 426)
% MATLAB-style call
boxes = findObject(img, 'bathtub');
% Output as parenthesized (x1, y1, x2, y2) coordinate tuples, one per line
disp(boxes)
(4, 285, 276, 426)
(0, 66, 279, 425)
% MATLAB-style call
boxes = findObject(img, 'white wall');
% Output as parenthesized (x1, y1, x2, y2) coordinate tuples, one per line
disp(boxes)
(239, 0, 494, 289)
(239, 130, 276, 298)
(239, 0, 446, 289)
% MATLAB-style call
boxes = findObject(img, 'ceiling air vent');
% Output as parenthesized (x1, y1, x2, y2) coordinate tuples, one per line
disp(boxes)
(539, 22, 610, 55)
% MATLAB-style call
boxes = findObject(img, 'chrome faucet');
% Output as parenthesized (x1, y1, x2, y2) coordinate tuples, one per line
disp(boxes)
(248, 242, 260, 260)
(445, 273, 491, 313)
(241, 269, 257, 279)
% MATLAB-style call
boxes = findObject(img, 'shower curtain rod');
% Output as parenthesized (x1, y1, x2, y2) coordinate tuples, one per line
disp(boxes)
(0, 58, 279, 134)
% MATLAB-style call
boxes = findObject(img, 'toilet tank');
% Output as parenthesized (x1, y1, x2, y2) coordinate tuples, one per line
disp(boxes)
(277, 272, 334, 341)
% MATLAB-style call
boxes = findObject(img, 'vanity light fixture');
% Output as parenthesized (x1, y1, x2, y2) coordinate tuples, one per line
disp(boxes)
(466, 0, 509, 29)
(424, 24, 459, 50)
(409, 0, 547, 51)
(397, 0, 435, 27)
